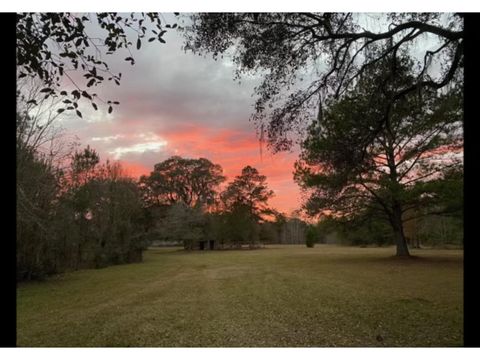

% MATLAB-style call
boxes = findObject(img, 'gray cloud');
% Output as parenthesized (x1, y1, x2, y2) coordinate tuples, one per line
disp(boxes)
(60, 15, 266, 167)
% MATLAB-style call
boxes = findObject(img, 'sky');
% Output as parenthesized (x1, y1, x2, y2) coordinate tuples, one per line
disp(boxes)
(56, 14, 303, 215)
(51, 13, 462, 217)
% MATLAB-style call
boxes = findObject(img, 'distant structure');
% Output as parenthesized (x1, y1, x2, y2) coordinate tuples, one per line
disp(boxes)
(278, 218, 307, 244)
(190, 239, 264, 251)
(193, 240, 217, 250)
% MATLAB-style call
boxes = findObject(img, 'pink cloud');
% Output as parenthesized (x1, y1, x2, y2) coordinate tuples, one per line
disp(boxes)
(111, 122, 302, 214)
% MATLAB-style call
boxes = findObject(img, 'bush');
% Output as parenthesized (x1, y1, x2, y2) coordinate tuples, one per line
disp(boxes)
(305, 226, 316, 248)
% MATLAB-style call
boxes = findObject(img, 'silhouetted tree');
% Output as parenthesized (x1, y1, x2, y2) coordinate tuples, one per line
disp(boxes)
(59, 151, 147, 269)
(70, 145, 100, 187)
(221, 165, 274, 221)
(16, 144, 59, 279)
(17, 12, 177, 115)
(294, 56, 462, 256)
(154, 203, 206, 250)
(16, 85, 76, 279)
(140, 156, 226, 208)
(184, 13, 463, 152)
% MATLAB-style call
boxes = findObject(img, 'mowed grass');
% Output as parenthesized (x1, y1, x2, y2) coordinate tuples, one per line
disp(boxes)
(17, 245, 463, 347)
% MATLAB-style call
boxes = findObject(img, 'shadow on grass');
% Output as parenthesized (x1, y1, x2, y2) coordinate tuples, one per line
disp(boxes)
(283, 252, 462, 268)
(148, 246, 273, 256)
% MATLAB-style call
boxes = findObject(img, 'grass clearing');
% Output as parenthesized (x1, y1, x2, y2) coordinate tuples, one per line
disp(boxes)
(17, 245, 463, 347)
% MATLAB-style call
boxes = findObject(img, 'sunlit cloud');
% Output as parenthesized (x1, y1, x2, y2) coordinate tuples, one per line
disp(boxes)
(109, 141, 168, 159)
(91, 134, 125, 142)
(58, 20, 304, 214)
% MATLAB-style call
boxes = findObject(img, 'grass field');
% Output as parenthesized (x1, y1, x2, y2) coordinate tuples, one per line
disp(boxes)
(17, 245, 463, 347)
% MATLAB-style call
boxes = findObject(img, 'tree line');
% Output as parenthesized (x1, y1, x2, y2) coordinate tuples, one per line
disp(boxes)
(17, 84, 290, 279)
(17, 89, 148, 280)
(140, 160, 276, 249)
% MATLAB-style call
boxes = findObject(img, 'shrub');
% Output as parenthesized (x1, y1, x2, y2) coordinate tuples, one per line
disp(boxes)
(305, 226, 316, 248)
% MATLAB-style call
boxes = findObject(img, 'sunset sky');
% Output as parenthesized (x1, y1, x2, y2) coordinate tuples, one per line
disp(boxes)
(57, 15, 303, 215)
(53, 13, 462, 217)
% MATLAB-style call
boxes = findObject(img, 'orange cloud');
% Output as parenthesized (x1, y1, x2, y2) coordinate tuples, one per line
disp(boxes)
(116, 123, 303, 214)
(119, 161, 152, 179)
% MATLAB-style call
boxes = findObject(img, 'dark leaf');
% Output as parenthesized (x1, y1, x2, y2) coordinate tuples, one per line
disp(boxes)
(57, 108, 65, 114)
(108, 106, 113, 114)
(76, 110, 82, 118)
(137, 38, 141, 50)
(92, 102, 98, 111)
(82, 91, 92, 100)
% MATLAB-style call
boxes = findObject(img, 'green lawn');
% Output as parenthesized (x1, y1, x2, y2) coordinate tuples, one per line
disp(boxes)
(17, 245, 463, 347)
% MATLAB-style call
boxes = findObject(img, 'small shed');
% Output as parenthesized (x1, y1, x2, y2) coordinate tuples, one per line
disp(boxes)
(193, 240, 216, 250)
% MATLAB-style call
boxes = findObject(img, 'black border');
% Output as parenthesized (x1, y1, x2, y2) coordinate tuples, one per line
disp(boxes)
(462, 12, 479, 348)
(0, 12, 17, 348)
(5, 11, 478, 349)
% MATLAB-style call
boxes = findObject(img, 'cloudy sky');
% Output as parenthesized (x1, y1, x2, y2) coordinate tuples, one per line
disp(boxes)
(57, 14, 303, 215)
(52, 13, 461, 216)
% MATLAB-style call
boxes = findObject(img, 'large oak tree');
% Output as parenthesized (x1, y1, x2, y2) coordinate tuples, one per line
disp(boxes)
(140, 156, 226, 208)
(184, 13, 463, 152)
